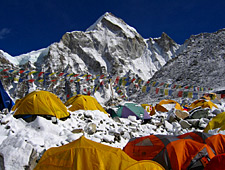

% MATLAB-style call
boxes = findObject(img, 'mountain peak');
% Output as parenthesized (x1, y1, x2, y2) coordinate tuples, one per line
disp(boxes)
(86, 12, 139, 38)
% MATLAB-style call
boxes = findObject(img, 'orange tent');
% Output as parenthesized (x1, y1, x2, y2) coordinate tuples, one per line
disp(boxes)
(178, 131, 225, 155)
(150, 104, 168, 115)
(123, 135, 215, 170)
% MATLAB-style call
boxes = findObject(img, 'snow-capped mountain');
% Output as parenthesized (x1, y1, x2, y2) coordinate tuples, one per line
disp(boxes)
(0, 12, 180, 102)
(1, 12, 225, 104)
(1, 12, 179, 77)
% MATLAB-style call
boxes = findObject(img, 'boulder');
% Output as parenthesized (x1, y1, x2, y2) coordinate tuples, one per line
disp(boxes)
(189, 108, 209, 119)
(198, 118, 210, 129)
(179, 120, 192, 129)
(187, 119, 199, 128)
(84, 123, 97, 135)
(0, 153, 4, 170)
(164, 120, 173, 132)
(175, 109, 189, 119)
(71, 129, 84, 134)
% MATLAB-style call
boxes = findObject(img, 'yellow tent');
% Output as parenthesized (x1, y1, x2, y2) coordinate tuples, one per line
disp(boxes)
(158, 99, 183, 111)
(65, 94, 107, 114)
(34, 136, 164, 170)
(201, 93, 217, 100)
(125, 160, 165, 170)
(189, 99, 218, 110)
(204, 112, 225, 133)
(13, 90, 69, 119)
(141, 104, 152, 115)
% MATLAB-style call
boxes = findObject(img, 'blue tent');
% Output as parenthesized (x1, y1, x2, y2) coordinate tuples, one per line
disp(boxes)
(0, 80, 14, 111)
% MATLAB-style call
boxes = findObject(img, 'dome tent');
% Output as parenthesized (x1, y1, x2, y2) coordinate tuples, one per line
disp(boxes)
(123, 134, 215, 170)
(34, 136, 165, 170)
(64, 94, 108, 114)
(204, 153, 225, 170)
(13, 90, 69, 120)
(111, 103, 151, 120)
(189, 99, 218, 110)
(0, 80, 14, 112)
(178, 131, 225, 155)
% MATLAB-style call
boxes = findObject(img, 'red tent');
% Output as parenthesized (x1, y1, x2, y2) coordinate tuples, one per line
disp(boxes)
(204, 153, 225, 170)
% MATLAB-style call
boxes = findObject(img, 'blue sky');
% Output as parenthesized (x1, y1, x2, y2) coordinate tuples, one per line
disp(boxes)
(1, 0, 225, 56)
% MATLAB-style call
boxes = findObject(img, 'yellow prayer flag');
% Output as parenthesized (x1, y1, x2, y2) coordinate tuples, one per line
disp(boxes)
(82, 74, 87, 77)
(14, 78, 19, 82)
(142, 86, 147, 93)
(165, 89, 169, 95)
(152, 82, 156, 86)
(49, 73, 56, 76)
(38, 79, 44, 82)
(188, 92, 193, 98)
(28, 71, 37, 75)
(67, 73, 74, 77)
(122, 80, 127, 86)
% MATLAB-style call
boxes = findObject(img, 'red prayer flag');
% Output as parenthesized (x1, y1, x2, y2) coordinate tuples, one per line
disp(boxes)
(178, 91, 183, 97)
(73, 74, 79, 77)
(58, 73, 64, 76)
(155, 88, 159, 94)
(221, 94, 225, 98)
(100, 75, 104, 79)
(28, 79, 35, 83)
(19, 70, 25, 74)
(38, 72, 44, 77)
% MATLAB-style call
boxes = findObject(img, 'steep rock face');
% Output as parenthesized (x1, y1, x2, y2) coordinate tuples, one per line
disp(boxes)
(0, 50, 14, 68)
(149, 29, 225, 90)
(33, 12, 179, 80)
(146, 32, 179, 70)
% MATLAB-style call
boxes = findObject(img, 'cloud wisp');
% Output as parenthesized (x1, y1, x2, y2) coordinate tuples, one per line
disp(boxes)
(0, 28, 11, 39)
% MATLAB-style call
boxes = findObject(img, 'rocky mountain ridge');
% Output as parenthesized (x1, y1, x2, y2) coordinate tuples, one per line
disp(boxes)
(1, 12, 224, 104)
(149, 28, 225, 89)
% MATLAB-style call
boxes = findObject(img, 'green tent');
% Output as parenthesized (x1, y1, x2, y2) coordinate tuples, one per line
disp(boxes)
(111, 103, 151, 120)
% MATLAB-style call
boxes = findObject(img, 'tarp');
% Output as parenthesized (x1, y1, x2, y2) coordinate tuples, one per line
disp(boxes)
(112, 103, 151, 120)
(0, 80, 14, 111)
(123, 134, 215, 170)
(204, 112, 225, 133)
(64, 94, 107, 114)
(13, 90, 69, 119)
(34, 136, 164, 170)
